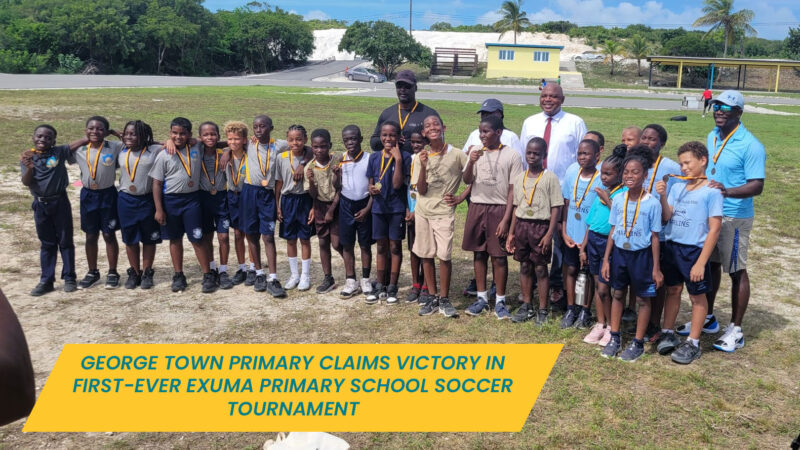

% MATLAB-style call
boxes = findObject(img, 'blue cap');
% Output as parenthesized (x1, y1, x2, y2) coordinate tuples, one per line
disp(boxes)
(477, 98, 503, 113)
(711, 90, 744, 109)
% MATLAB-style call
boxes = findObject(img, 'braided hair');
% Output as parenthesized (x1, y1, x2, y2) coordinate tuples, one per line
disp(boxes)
(123, 120, 154, 152)
(624, 144, 656, 172)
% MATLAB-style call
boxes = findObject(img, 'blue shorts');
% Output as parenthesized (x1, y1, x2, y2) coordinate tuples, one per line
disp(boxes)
(563, 242, 581, 268)
(662, 241, 711, 295)
(80, 186, 120, 234)
(610, 245, 657, 298)
(279, 193, 314, 240)
(372, 212, 406, 241)
(227, 190, 242, 230)
(161, 192, 203, 243)
(586, 230, 609, 284)
(117, 191, 161, 245)
(240, 184, 276, 236)
(200, 190, 230, 234)
(339, 196, 373, 247)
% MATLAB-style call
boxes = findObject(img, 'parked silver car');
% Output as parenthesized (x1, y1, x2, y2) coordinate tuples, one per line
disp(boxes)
(345, 67, 386, 83)
(573, 52, 605, 61)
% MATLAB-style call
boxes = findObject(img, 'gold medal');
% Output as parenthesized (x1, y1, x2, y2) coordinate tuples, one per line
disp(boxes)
(575, 212, 581, 220)
(90, 183, 99, 190)
(374, 182, 382, 190)
(572, 168, 599, 211)
(525, 209, 534, 217)
(261, 179, 268, 187)
(623, 242, 632, 250)
(410, 192, 417, 199)
(210, 189, 217, 195)
(129, 185, 137, 193)
(188, 181, 194, 187)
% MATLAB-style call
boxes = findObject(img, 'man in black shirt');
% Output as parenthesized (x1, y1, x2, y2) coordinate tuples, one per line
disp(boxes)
(370, 70, 440, 153)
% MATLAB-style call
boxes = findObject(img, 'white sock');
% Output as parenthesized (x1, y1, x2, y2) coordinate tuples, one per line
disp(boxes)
(706, 313, 714, 319)
(239, 264, 247, 271)
(301, 259, 311, 277)
(477, 291, 488, 301)
(219, 265, 227, 274)
(249, 263, 255, 271)
(210, 261, 216, 270)
(289, 257, 298, 277)
(268, 273, 277, 281)
(496, 295, 506, 303)
(733, 325, 742, 333)
(662, 328, 673, 334)
(688, 338, 700, 347)
(256, 269, 264, 276)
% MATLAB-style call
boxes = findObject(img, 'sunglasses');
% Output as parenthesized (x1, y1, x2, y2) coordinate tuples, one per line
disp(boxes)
(712, 104, 738, 112)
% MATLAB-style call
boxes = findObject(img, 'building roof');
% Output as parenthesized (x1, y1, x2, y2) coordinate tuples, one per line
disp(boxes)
(485, 43, 564, 50)
(647, 55, 800, 68)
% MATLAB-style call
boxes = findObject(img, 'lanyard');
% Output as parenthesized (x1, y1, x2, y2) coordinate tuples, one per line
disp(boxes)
(86, 142, 104, 180)
(231, 155, 244, 186)
(599, 184, 623, 206)
(572, 169, 598, 209)
(256, 139, 273, 177)
(124, 147, 143, 183)
(378, 152, 394, 181)
(339, 149, 363, 166)
(712, 124, 740, 165)
(523, 169, 545, 207)
(647, 154, 663, 193)
(175, 145, 192, 177)
(623, 190, 644, 238)
(201, 149, 220, 186)
(397, 102, 419, 130)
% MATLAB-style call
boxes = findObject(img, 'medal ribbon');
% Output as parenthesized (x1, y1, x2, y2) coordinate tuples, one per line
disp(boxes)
(289, 149, 307, 175)
(668, 174, 707, 181)
(378, 152, 394, 182)
(256, 139, 273, 178)
(647, 154, 663, 193)
(599, 184, 623, 206)
(523, 169, 545, 207)
(175, 145, 192, 178)
(124, 147, 143, 183)
(397, 102, 419, 130)
(86, 142, 104, 180)
(572, 169, 599, 209)
(231, 155, 244, 186)
(314, 157, 333, 171)
(623, 189, 644, 239)
(201, 150, 220, 186)
(712, 124, 740, 165)
(339, 149, 363, 166)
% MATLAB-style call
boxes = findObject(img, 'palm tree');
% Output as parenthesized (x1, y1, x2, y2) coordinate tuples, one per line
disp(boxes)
(601, 40, 623, 75)
(624, 34, 651, 76)
(693, 0, 756, 57)
(493, 0, 531, 45)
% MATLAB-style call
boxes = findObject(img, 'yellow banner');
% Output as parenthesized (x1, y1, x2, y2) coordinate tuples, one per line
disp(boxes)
(24, 344, 561, 432)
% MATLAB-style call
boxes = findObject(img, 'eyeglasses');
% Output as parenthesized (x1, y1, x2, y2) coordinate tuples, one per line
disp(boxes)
(712, 104, 737, 112)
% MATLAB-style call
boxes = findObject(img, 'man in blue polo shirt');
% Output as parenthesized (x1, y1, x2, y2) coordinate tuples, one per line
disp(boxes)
(684, 90, 765, 353)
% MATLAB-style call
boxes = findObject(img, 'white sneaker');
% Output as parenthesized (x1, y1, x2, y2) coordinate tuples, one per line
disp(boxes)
(297, 275, 311, 291)
(360, 278, 373, 295)
(284, 275, 300, 290)
(340, 278, 360, 298)
(713, 326, 745, 352)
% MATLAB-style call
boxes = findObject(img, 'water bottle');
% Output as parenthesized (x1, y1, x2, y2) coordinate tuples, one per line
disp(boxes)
(575, 266, 590, 306)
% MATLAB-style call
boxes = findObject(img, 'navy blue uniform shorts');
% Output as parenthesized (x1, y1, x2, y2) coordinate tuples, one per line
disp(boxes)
(80, 186, 120, 234)
(563, 242, 581, 268)
(610, 245, 657, 298)
(240, 183, 276, 236)
(586, 230, 610, 284)
(117, 191, 161, 245)
(200, 190, 230, 234)
(161, 192, 203, 243)
(339, 196, 373, 247)
(279, 193, 315, 240)
(227, 190, 242, 230)
(662, 241, 711, 295)
(372, 212, 406, 241)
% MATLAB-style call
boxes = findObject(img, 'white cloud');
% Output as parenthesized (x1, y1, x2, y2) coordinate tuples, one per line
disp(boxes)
(478, 10, 503, 25)
(304, 9, 330, 21)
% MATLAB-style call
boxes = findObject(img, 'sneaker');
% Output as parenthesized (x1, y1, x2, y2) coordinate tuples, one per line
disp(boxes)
(644, 322, 661, 342)
(676, 315, 720, 336)
(511, 303, 534, 323)
(340, 278, 360, 298)
(64, 279, 77, 293)
(365, 283, 384, 305)
(361, 278, 373, 296)
(573, 308, 593, 329)
(671, 341, 702, 364)
(463, 278, 477, 296)
(465, 298, 489, 316)
(494, 301, 511, 320)
(386, 285, 399, 304)
(232, 269, 247, 285)
(30, 281, 54, 296)
(124, 268, 141, 290)
(583, 323, 606, 344)
(487, 282, 497, 301)
(418, 288, 432, 305)
(105, 271, 120, 289)
(597, 327, 612, 346)
(656, 332, 681, 355)
(141, 268, 155, 289)
(266, 278, 287, 298)
(620, 341, 645, 362)
(284, 275, 300, 290)
(406, 286, 421, 303)
(621, 307, 637, 323)
(419, 297, 439, 316)
(78, 270, 100, 289)
(244, 270, 256, 286)
(560, 306, 578, 328)
(171, 272, 187, 292)
(536, 308, 549, 326)
(201, 272, 218, 293)
(438, 297, 458, 318)
(601, 338, 621, 358)
(254, 274, 267, 292)
(298, 275, 311, 291)
(218, 272, 234, 289)
(713, 327, 745, 352)
(316, 275, 336, 294)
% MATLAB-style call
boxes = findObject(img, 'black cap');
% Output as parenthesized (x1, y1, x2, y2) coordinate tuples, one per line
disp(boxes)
(395, 70, 417, 86)
(477, 98, 503, 113)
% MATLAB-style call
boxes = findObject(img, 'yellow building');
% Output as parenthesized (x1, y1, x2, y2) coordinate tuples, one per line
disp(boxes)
(485, 43, 563, 79)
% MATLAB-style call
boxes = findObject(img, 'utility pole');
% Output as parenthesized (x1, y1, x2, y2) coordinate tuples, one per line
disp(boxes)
(409, 0, 412, 36)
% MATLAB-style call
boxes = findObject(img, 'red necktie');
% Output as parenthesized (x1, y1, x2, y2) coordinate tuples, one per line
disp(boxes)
(542, 117, 552, 168)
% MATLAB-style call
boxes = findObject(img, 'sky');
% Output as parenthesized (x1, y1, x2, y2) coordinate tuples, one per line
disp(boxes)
(203, 0, 798, 40)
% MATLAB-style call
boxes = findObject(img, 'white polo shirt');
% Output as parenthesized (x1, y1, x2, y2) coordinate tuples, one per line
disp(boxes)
(520, 109, 587, 180)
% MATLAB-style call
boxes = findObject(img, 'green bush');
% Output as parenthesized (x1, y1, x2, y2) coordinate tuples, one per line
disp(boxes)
(56, 54, 83, 74)
(0, 49, 51, 73)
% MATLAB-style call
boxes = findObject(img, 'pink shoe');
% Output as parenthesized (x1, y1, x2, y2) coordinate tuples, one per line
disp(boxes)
(597, 327, 611, 347)
(583, 323, 605, 344)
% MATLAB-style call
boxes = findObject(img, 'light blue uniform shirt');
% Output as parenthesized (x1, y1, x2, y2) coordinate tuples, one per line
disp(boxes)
(561, 167, 603, 243)
(609, 192, 662, 251)
(665, 183, 723, 247)
(586, 186, 627, 236)
(705, 123, 766, 219)
(643, 155, 681, 241)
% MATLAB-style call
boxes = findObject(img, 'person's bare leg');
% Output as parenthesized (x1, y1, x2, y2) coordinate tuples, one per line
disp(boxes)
(169, 239, 183, 272)
(218, 232, 230, 266)
(519, 262, 533, 304)
(688, 294, 709, 340)
(662, 285, 684, 330)
(491, 256, 508, 297)
(535, 265, 549, 310)
(142, 244, 156, 270)
(319, 236, 332, 275)
(731, 270, 750, 326)
(85, 233, 99, 271)
(473, 252, 488, 293)
(439, 260, 452, 298)
(246, 233, 262, 270)
(263, 234, 277, 274)
(422, 258, 437, 296)
(101, 232, 119, 271)
(190, 241, 211, 272)
(707, 262, 722, 315)
(233, 230, 246, 265)
(635, 297, 652, 341)
(389, 240, 402, 286)
(610, 289, 626, 332)
(125, 243, 140, 272)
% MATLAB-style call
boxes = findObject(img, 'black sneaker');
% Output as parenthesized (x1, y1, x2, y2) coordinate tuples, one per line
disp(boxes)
(218, 271, 234, 290)
(573, 308, 593, 329)
(560, 306, 579, 328)
(78, 270, 100, 289)
(512, 303, 534, 323)
(621, 307, 637, 322)
(417, 288, 432, 305)
(601, 337, 622, 358)
(406, 286, 421, 303)
(671, 341, 702, 365)
(620, 341, 645, 362)
(536, 308, 549, 326)
(316, 274, 337, 294)
(463, 278, 477, 296)
(267, 278, 287, 298)
(232, 269, 247, 285)
(254, 274, 267, 292)
(244, 270, 256, 286)
(201, 272, 218, 293)
(141, 268, 155, 289)
(63, 279, 77, 293)
(105, 271, 121, 289)
(438, 297, 458, 318)
(365, 283, 384, 305)
(124, 268, 141, 290)
(656, 332, 681, 355)
(171, 272, 187, 292)
(386, 284, 399, 304)
(419, 297, 439, 316)
(30, 281, 54, 296)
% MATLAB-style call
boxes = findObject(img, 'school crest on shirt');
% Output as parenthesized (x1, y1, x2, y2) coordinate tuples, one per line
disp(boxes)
(190, 150, 199, 159)
(46, 156, 58, 168)
(101, 153, 115, 167)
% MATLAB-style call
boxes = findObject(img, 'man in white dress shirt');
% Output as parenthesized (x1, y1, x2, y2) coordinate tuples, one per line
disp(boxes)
(519, 84, 587, 307)
(463, 99, 525, 166)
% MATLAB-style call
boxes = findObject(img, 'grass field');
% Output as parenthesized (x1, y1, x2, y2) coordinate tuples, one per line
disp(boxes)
(0, 86, 798, 449)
